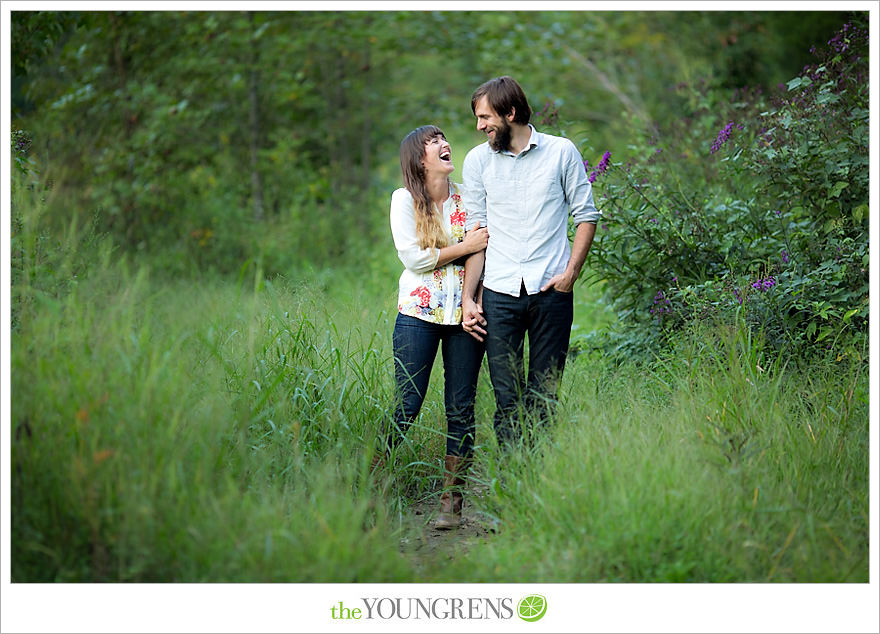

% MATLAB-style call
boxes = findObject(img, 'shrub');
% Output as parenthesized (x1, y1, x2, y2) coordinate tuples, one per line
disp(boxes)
(582, 16, 868, 361)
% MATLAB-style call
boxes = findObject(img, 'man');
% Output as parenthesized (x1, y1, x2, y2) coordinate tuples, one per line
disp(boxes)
(461, 76, 600, 446)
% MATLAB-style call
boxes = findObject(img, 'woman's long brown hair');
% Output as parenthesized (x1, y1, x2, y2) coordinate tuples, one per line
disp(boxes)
(399, 125, 449, 250)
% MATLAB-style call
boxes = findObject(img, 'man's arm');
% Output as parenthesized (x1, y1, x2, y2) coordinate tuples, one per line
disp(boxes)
(462, 250, 487, 341)
(461, 148, 489, 341)
(539, 221, 596, 293)
(539, 140, 601, 293)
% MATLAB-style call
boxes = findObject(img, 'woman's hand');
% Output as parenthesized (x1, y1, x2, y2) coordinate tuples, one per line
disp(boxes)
(461, 296, 487, 342)
(461, 223, 489, 255)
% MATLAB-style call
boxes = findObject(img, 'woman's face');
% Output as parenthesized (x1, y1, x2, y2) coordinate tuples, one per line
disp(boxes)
(421, 134, 454, 177)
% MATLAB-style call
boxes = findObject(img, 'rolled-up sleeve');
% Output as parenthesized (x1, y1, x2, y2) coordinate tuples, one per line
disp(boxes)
(390, 188, 439, 273)
(462, 148, 487, 231)
(562, 140, 601, 225)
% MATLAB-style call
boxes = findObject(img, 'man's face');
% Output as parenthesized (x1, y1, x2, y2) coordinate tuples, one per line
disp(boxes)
(474, 95, 512, 152)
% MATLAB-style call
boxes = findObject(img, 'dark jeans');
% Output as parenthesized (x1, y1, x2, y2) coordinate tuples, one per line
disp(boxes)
(482, 283, 573, 445)
(389, 313, 485, 457)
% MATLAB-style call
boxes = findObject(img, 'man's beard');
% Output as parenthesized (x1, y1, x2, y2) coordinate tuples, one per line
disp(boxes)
(489, 120, 512, 152)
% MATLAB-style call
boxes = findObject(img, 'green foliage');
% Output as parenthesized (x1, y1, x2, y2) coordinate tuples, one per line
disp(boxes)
(12, 10, 852, 276)
(9, 147, 113, 331)
(584, 16, 868, 360)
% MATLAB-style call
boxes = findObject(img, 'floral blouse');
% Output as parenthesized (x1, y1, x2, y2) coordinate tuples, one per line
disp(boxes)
(389, 182, 469, 325)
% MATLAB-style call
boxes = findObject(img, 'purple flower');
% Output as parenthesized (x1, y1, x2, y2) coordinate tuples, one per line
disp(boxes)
(650, 290, 672, 318)
(781, 249, 790, 264)
(750, 276, 777, 292)
(587, 151, 612, 184)
(710, 121, 736, 154)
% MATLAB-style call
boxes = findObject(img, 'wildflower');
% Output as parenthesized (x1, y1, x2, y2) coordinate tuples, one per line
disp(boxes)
(750, 276, 776, 292)
(710, 121, 735, 154)
(781, 249, 789, 264)
(588, 151, 612, 183)
(650, 290, 671, 318)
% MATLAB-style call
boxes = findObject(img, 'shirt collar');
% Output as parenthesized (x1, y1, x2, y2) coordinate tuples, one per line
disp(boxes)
(525, 124, 540, 151)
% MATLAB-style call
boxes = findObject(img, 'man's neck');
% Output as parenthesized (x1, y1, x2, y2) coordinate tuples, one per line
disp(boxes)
(507, 123, 532, 156)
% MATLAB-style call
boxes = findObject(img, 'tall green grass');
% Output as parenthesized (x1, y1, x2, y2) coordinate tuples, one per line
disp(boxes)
(11, 205, 415, 580)
(11, 189, 868, 582)
(445, 322, 869, 582)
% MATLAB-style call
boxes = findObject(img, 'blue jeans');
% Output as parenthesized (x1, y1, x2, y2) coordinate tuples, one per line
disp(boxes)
(389, 313, 485, 457)
(482, 283, 573, 445)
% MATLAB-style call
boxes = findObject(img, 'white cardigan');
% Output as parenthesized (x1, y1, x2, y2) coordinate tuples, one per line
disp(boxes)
(389, 182, 468, 325)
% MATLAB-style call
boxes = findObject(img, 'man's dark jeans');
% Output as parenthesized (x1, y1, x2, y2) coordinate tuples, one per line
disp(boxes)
(482, 283, 573, 445)
(389, 313, 485, 457)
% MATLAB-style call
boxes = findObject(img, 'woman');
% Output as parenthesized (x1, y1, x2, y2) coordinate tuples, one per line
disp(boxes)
(383, 125, 488, 529)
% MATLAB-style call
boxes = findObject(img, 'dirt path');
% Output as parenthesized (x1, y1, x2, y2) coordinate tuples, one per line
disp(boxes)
(398, 485, 497, 575)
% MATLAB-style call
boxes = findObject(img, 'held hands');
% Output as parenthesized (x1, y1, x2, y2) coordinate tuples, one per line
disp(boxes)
(462, 222, 489, 255)
(461, 297, 487, 342)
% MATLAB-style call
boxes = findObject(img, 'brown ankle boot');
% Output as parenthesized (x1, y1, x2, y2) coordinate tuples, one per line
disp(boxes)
(435, 455, 466, 530)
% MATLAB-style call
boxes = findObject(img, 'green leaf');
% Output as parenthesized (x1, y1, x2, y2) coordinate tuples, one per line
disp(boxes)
(843, 309, 858, 323)
(853, 204, 868, 223)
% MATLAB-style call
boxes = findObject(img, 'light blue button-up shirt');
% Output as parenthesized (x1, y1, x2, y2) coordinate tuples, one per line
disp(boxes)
(462, 125, 601, 297)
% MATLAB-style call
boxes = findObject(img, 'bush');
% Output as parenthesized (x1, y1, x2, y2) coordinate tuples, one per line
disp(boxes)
(582, 16, 868, 361)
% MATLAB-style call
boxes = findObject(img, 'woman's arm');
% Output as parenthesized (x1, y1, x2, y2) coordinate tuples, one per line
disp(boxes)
(390, 189, 440, 273)
(391, 189, 487, 273)
(435, 223, 488, 267)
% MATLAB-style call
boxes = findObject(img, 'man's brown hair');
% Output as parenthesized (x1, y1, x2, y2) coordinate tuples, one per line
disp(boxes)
(471, 76, 532, 125)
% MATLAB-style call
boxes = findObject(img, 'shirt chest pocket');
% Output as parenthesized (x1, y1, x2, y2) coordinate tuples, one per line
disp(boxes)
(485, 177, 516, 210)
(529, 173, 562, 201)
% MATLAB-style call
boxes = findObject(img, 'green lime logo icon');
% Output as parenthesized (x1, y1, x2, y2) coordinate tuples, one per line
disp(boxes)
(517, 594, 547, 622)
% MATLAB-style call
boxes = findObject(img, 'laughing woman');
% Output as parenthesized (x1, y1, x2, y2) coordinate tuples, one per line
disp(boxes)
(382, 125, 488, 529)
